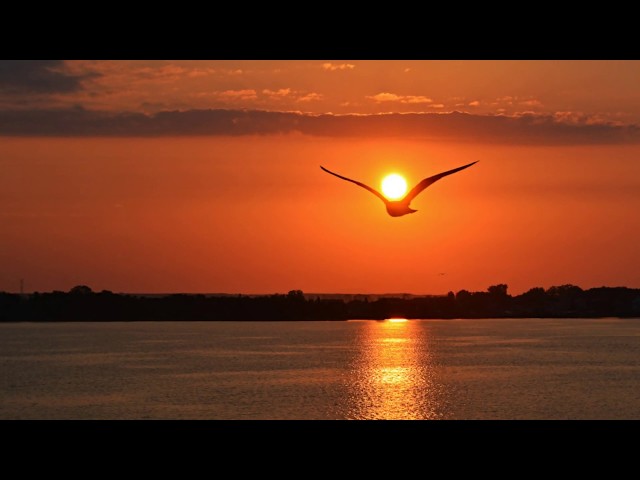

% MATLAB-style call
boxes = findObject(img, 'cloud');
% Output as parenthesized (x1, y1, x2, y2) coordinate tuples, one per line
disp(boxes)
(322, 63, 355, 71)
(519, 99, 543, 107)
(218, 89, 257, 100)
(2, 108, 640, 144)
(0, 60, 96, 93)
(368, 92, 401, 102)
(468, 100, 480, 107)
(118, 64, 216, 82)
(368, 92, 433, 104)
(404, 96, 433, 104)
(494, 96, 542, 108)
(263, 88, 291, 98)
(262, 89, 321, 102)
(187, 68, 216, 78)
(297, 92, 323, 102)
(138, 65, 187, 79)
(550, 111, 620, 126)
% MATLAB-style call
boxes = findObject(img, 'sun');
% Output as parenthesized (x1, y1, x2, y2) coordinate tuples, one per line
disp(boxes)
(381, 174, 408, 200)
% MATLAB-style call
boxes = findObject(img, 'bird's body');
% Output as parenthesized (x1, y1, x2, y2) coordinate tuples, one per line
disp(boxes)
(385, 201, 417, 217)
(320, 161, 478, 217)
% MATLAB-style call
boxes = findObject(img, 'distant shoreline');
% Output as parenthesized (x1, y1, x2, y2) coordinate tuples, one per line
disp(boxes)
(0, 317, 637, 323)
(2, 284, 640, 322)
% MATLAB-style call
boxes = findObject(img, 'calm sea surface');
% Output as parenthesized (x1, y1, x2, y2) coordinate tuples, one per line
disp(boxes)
(1, 319, 639, 419)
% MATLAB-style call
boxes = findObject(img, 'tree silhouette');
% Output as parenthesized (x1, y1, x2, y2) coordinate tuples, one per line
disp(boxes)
(1, 283, 640, 321)
(287, 290, 305, 301)
(69, 285, 93, 295)
(488, 284, 509, 297)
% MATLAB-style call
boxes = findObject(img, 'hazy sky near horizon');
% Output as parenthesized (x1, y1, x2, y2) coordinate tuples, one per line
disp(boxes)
(2, 60, 640, 294)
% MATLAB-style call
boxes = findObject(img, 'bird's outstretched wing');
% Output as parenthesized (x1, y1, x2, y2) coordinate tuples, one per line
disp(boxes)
(402, 161, 478, 204)
(320, 166, 388, 204)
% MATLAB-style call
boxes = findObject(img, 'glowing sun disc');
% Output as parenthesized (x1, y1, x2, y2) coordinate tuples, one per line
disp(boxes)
(381, 174, 407, 200)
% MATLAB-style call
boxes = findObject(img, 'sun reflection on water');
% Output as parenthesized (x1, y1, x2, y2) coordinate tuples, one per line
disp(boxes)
(346, 319, 445, 419)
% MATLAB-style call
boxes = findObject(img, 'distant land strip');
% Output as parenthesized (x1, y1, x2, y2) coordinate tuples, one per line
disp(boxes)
(1, 284, 640, 321)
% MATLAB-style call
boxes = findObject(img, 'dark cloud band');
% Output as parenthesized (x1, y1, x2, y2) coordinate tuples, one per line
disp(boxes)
(1, 108, 638, 144)
(0, 60, 94, 93)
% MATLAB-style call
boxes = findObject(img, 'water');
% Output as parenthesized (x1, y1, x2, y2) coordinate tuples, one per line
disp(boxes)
(1, 319, 640, 419)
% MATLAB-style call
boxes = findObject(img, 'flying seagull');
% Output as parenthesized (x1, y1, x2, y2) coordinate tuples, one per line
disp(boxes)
(320, 161, 478, 217)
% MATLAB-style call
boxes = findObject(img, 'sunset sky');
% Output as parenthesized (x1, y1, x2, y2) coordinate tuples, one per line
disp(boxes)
(2, 60, 640, 294)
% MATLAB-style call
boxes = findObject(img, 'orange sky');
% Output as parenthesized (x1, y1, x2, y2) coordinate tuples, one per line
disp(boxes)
(1, 60, 640, 294)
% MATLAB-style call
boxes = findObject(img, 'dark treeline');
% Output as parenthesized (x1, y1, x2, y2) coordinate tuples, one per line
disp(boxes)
(1, 284, 640, 322)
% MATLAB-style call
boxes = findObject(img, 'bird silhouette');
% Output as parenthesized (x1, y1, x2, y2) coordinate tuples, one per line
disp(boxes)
(320, 161, 478, 217)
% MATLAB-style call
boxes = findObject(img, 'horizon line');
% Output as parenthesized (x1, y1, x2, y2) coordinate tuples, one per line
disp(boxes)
(5, 283, 640, 297)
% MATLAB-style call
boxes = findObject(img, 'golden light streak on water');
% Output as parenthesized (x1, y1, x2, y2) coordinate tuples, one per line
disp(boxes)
(346, 319, 445, 419)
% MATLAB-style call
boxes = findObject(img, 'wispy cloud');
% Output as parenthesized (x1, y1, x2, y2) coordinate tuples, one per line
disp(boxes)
(368, 92, 401, 102)
(368, 92, 433, 104)
(550, 111, 622, 126)
(218, 89, 257, 100)
(493, 96, 542, 108)
(262, 89, 321, 102)
(263, 88, 291, 98)
(104, 64, 191, 84)
(297, 92, 323, 102)
(3, 108, 639, 144)
(468, 100, 480, 107)
(187, 68, 216, 78)
(322, 63, 355, 71)
(140, 65, 187, 78)
(520, 99, 543, 107)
